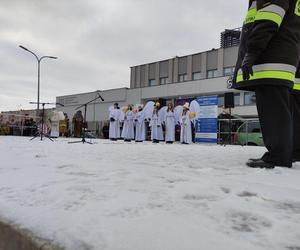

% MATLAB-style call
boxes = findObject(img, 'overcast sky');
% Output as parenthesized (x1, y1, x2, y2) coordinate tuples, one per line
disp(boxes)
(0, 0, 247, 111)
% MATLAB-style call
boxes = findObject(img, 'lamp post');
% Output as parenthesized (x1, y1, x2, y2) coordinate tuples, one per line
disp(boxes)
(19, 45, 57, 115)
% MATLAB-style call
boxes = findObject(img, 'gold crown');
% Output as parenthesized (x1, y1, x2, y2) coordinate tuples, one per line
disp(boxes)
(189, 112, 196, 119)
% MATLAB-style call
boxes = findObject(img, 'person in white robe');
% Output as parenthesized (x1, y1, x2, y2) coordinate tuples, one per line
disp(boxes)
(49, 111, 60, 138)
(165, 103, 176, 144)
(109, 103, 121, 141)
(180, 103, 193, 144)
(134, 105, 146, 142)
(150, 102, 164, 143)
(49, 111, 65, 138)
(121, 105, 135, 142)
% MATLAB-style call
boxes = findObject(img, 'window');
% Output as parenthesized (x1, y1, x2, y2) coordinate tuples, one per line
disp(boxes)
(244, 92, 256, 105)
(149, 79, 156, 86)
(178, 74, 188, 82)
(192, 72, 202, 80)
(218, 95, 224, 107)
(207, 69, 218, 79)
(234, 94, 240, 106)
(218, 93, 240, 107)
(160, 77, 168, 85)
(240, 121, 261, 133)
(223, 67, 235, 76)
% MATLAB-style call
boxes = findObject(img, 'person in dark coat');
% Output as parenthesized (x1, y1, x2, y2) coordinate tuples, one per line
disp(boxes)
(291, 64, 300, 162)
(102, 122, 110, 139)
(72, 110, 84, 138)
(232, 0, 300, 168)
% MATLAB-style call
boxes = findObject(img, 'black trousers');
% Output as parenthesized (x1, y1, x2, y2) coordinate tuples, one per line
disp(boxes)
(291, 91, 300, 159)
(255, 85, 296, 167)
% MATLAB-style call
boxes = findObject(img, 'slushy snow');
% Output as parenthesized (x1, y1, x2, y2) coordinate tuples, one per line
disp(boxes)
(0, 136, 300, 250)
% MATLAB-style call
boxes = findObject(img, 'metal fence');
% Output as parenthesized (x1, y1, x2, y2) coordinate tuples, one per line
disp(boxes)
(217, 118, 262, 146)
(0, 113, 41, 137)
(0, 124, 38, 137)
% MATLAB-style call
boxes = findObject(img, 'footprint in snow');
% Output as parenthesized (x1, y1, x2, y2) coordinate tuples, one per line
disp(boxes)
(183, 194, 220, 202)
(57, 164, 73, 169)
(35, 154, 47, 158)
(275, 201, 300, 214)
(228, 211, 272, 233)
(166, 178, 188, 184)
(220, 187, 231, 194)
(237, 191, 258, 198)
(285, 246, 300, 250)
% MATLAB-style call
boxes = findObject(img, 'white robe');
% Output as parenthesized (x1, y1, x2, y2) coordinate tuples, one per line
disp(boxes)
(50, 111, 61, 138)
(50, 121, 59, 138)
(135, 111, 146, 141)
(109, 108, 121, 139)
(150, 112, 164, 141)
(165, 111, 175, 142)
(180, 111, 192, 144)
(121, 110, 135, 140)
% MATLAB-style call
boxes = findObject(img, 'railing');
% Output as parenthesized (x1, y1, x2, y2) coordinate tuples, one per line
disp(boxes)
(217, 118, 262, 146)
(0, 124, 38, 136)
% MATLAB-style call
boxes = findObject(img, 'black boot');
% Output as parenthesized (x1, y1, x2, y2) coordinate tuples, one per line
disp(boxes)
(246, 159, 275, 169)
(249, 158, 296, 163)
(248, 158, 262, 162)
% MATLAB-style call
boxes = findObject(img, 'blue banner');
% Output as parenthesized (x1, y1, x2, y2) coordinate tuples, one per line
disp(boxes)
(195, 96, 218, 144)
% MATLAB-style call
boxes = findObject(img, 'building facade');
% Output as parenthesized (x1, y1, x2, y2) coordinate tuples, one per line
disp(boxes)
(56, 45, 258, 136)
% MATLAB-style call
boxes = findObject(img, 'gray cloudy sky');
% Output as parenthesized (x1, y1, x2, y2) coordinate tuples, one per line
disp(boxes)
(0, 0, 247, 111)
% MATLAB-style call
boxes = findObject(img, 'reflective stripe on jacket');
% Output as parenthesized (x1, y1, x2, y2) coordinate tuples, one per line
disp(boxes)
(233, 0, 300, 91)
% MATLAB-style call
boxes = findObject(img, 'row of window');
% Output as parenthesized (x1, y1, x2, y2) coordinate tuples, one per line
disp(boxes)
(146, 93, 256, 110)
(218, 92, 256, 107)
(147, 67, 235, 86)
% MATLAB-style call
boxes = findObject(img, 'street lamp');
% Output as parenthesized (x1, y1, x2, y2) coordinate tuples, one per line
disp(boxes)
(19, 45, 57, 114)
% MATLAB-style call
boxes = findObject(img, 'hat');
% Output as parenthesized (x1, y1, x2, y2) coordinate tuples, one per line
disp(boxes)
(122, 106, 128, 113)
(155, 102, 160, 108)
(183, 102, 189, 109)
(114, 103, 119, 106)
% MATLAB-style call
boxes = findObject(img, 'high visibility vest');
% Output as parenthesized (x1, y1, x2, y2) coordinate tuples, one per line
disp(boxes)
(233, 0, 300, 90)
(293, 65, 300, 91)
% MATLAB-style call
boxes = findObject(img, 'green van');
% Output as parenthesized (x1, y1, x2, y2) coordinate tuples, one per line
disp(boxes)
(234, 120, 264, 146)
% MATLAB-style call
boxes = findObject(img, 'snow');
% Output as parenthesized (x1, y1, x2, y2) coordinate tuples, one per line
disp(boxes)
(0, 136, 300, 250)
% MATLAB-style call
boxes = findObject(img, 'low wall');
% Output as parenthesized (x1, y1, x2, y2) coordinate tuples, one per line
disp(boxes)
(0, 220, 64, 250)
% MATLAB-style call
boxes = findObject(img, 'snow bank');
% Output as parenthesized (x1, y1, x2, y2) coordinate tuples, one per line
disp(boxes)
(0, 136, 300, 250)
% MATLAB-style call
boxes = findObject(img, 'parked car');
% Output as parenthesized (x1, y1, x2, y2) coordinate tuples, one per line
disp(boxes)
(234, 120, 264, 146)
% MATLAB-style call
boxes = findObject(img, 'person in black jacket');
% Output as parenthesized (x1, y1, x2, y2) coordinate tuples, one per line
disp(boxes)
(291, 65, 300, 162)
(232, 0, 300, 168)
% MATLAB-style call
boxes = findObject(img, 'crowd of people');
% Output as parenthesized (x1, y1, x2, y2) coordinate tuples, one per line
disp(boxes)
(108, 101, 197, 144)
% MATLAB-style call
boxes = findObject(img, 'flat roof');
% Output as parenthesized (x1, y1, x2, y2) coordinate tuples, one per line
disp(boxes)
(56, 87, 129, 99)
(129, 46, 239, 68)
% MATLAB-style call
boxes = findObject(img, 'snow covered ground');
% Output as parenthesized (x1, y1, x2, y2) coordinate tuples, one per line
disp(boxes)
(0, 136, 300, 250)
